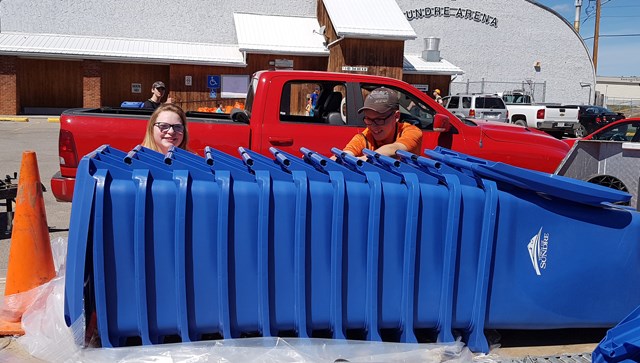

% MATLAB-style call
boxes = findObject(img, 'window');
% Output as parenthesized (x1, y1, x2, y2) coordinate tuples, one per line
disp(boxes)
(477, 97, 506, 109)
(279, 81, 347, 124)
(221, 75, 250, 98)
(593, 123, 640, 142)
(462, 97, 471, 109)
(360, 83, 437, 130)
(447, 96, 460, 109)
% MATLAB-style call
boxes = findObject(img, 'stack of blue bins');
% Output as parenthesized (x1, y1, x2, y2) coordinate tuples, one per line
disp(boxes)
(64, 144, 640, 353)
(592, 304, 640, 363)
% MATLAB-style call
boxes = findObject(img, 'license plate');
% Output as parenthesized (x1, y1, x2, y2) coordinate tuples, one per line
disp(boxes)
(557, 123, 565, 127)
(485, 113, 499, 119)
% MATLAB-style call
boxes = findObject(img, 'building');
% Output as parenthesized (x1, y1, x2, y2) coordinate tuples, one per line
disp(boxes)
(596, 76, 640, 117)
(0, 0, 593, 115)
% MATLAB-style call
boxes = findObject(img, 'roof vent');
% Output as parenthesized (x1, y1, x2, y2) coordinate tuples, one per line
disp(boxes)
(422, 37, 441, 62)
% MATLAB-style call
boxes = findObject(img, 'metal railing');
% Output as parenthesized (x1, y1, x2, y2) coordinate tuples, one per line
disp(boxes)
(450, 79, 547, 102)
(604, 98, 640, 118)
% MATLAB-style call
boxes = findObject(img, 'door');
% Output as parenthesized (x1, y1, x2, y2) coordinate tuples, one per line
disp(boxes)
(258, 80, 365, 158)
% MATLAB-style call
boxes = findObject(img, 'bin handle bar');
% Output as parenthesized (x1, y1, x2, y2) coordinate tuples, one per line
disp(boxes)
(124, 145, 143, 165)
(424, 149, 474, 171)
(396, 150, 441, 171)
(204, 146, 214, 166)
(362, 149, 401, 169)
(164, 146, 175, 165)
(270, 148, 291, 168)
(300, 147, 327, 168)
(330, 147, 363, 167)
(238, 147, 254, 167)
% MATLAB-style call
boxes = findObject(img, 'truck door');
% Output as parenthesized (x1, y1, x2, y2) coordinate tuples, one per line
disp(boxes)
(258, 80, 365, 158)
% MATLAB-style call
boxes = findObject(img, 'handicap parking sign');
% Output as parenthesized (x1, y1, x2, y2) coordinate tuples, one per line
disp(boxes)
(207, 75, 220, 89)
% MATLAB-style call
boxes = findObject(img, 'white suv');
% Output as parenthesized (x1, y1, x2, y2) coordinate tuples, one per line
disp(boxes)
(442, 94, 509, 123)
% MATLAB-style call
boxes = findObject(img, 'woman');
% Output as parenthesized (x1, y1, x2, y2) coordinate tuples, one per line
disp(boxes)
(141, 103, 189, 153)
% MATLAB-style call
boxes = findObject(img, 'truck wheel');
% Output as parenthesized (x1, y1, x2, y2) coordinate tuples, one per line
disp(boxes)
(574, 124, 587, 138)
(513, 119, 527, 127)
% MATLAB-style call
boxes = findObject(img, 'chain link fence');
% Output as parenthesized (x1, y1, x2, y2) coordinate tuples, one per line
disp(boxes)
(450, 79, 547, 102)
(605, 98, 640, 118)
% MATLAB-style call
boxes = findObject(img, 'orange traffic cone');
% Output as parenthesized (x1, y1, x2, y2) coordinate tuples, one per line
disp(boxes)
(0, 151, 55, 335)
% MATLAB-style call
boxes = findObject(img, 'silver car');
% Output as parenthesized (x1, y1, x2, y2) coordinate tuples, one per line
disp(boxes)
(442, 94, 509, 123)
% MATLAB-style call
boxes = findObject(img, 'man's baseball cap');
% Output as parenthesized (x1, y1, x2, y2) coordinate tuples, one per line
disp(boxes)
(152, 81, 166, 89)
(358, 87, 399, 114)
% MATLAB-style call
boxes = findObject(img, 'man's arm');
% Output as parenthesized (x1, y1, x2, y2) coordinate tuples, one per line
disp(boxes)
(376, 124, 422, 157)
(374, 142, 409, 157)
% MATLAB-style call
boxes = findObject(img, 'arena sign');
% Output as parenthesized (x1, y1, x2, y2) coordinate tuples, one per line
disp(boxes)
(405, 7, 499, 28)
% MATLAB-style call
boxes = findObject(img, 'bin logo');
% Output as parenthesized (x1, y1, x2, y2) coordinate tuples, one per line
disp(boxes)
(527, 227, 550, 276)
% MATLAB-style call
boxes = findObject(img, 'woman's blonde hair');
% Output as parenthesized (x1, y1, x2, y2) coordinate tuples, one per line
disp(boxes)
(141, 103, 189, 152)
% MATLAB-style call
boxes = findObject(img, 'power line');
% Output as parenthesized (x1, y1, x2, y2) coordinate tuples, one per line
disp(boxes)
(583, 0, 616, 23)
(583, 33, 640, 40)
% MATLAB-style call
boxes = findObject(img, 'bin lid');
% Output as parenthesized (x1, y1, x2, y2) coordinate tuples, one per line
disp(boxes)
(428, 148, 631, 207)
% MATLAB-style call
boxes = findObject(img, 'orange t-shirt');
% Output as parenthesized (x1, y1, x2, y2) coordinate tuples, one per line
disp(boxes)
(343, 122, 423, 157)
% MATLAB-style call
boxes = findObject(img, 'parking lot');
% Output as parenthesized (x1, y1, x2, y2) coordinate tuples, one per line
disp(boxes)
(0, 117, 72, 291)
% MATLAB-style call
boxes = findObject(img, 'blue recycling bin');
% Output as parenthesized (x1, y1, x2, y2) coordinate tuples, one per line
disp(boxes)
(593, 304, 640, 363)
(425, 148, 640, 330)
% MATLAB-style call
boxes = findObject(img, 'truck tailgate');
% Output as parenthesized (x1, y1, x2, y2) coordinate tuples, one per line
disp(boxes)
(545, 105, 579, 125)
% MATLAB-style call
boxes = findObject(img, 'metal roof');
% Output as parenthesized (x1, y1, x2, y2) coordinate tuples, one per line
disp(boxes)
(403, 55, 465, 76)
(233, 13, 329, 56)
(322, 0, 416, 40)
(0, 32, 246, 66)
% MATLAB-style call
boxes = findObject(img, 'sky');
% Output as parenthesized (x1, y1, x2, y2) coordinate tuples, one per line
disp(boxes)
(535, 0, 640, 77)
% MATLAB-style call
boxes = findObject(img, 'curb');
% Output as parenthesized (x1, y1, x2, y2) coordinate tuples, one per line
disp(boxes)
(0, 117, 28, 122)
(47, 117, 60, 123)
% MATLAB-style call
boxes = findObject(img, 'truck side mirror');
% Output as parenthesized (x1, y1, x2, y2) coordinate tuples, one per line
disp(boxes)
(433, 114, 451, 132)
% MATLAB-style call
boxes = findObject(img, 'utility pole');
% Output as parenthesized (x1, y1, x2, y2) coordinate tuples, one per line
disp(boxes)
(592, 0, 601, 73)
(574, 0, 582, 32)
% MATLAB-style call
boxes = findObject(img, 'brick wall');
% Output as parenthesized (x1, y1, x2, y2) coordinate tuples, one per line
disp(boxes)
(83, 60, 102, 108)
(0, 56, 19, 115)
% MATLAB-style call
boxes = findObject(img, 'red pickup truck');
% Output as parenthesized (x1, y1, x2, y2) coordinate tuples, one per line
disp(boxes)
(51, 70, 569, 202)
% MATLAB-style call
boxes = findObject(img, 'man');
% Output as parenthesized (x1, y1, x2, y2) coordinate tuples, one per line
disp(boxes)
(343, 87, 422, 159)
(142, 81, 172, 110)
(432, 89, 443, 105)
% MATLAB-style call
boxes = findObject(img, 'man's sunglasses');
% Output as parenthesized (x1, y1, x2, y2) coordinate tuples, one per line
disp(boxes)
(154, 122, 184, 133)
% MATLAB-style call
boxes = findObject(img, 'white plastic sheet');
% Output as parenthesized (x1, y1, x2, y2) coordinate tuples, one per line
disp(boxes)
(1, 237, 498, 363)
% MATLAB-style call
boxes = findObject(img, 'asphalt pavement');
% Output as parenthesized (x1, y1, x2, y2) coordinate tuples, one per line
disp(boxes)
(0, 116, 72, 295)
